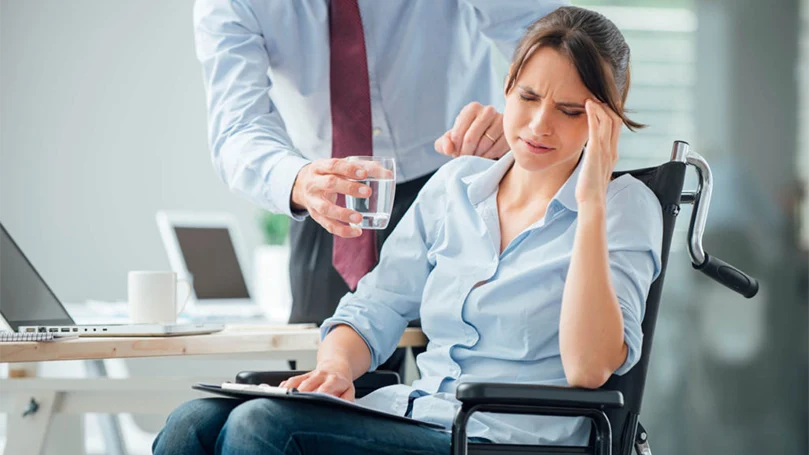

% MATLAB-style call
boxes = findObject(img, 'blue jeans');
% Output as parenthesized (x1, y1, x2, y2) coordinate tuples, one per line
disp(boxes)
(152, 397, 488, 455)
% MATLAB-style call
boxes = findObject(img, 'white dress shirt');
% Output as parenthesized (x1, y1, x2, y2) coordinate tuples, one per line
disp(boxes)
(193, 0, 568, 217)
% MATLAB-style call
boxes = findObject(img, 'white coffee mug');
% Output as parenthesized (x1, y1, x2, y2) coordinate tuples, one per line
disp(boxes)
(127, 271, 191, 324)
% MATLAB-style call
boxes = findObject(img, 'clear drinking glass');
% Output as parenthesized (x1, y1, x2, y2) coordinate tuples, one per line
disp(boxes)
(344, 156, 396, 230)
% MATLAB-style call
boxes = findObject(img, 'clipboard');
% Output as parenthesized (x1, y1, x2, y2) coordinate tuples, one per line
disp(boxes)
(192, 383, 445, 430)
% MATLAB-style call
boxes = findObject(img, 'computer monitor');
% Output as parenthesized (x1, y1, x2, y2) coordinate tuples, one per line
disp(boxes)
(156, 211, 256, 313)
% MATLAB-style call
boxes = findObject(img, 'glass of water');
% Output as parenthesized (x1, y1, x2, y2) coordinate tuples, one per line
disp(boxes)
(344, 156, 396, 230)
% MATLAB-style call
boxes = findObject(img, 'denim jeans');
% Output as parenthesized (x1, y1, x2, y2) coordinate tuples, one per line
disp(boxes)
(152, 397, 489, 455)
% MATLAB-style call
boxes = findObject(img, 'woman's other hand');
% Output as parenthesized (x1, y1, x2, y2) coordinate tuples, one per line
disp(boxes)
(575, 99, 623, 207)
(279, 359, 356, 402)
(435, 102, 509, 159)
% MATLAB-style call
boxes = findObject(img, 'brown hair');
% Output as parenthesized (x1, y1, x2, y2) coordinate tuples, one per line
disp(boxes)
(505, 6, 644, 131)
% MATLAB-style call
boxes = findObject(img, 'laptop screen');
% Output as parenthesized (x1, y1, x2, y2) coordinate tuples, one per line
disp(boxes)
(173, 227, 250, 301)
(0, 223, 75, 331)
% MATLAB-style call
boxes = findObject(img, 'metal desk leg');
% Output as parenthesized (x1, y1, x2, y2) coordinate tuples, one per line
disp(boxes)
(85, 360, 126, 455)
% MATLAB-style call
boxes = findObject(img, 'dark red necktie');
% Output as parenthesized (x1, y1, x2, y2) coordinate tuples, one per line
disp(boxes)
(329, 0, 377, 291)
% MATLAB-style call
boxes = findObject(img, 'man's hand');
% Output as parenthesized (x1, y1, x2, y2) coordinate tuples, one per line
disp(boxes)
(291, 158, 373, 238)
(434, 102, 509, 159)
(279, 359, 356, 402)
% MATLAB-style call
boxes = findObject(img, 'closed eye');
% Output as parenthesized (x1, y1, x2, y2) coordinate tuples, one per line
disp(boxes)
(518, 90, 583, 118)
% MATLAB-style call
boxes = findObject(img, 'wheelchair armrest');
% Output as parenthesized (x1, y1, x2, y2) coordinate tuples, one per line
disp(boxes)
(452, 383, 622, 455)
(455, 382, 624, 410)
(235, 370, 401, 398)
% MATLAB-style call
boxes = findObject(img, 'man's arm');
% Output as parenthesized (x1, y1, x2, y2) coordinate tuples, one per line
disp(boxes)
(193, 0, 309, 217)
(460, 0, 569, 58)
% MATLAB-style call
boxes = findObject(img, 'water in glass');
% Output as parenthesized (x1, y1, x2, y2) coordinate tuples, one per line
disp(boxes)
(346, 178, 395, 229)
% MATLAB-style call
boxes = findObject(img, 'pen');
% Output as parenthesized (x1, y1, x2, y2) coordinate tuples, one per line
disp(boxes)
(221, 382, 299, 395)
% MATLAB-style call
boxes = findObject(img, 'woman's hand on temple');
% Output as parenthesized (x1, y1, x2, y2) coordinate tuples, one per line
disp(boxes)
(279, 359, 356, 402)
(435, 102, 509, 159)
(575, 100, 623, 207)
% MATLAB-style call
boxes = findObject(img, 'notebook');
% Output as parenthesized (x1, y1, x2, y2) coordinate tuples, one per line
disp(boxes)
(0, 331, 78, 342)
(192, 382, 445, 430)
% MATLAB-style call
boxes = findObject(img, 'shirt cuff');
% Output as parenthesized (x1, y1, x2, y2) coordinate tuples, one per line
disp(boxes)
(320, 297, 410, 372)
(267, 154, 311, 220)
(614, 298, 644, 376)
(320, 319, 376, 370)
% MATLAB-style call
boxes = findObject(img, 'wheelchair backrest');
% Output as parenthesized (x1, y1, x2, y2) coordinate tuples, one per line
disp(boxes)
(604, 161, 687, 452)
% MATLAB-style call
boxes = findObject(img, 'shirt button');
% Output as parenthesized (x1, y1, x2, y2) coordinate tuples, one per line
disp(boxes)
(373, 127, 382, 136)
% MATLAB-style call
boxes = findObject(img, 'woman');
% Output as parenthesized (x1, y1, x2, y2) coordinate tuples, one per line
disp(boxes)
(153, 6, 663, 454)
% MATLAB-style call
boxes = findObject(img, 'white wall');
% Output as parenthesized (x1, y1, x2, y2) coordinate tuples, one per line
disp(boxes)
(0, 0, 264, 303)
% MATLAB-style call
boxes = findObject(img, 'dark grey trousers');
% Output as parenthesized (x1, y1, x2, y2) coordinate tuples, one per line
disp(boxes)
(287, 171, 434, 376)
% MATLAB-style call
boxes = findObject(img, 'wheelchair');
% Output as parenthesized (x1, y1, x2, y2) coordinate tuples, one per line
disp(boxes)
(236, 141, 759, 455)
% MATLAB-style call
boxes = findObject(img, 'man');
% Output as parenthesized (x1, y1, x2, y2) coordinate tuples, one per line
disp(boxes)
(193, 0, 566, 375)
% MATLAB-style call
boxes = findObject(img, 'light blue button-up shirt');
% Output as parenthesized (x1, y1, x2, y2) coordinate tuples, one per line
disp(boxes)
(321, 152, 664, 445)
(193, 0, 567, 217)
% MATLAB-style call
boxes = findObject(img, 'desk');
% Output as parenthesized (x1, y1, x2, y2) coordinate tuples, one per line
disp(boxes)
(0, 325, 427, 455)
(0, 325, 426, 363)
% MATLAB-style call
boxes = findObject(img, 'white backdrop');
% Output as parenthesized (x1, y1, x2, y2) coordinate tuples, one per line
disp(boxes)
(0, 0, 264, 303)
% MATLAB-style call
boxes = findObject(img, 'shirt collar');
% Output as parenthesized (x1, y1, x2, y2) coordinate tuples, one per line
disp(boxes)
(461, 152, 516, 205)
(461, 152, 583, 213)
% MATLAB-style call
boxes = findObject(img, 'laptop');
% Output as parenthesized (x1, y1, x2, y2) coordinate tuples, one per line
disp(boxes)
(156, 211, 265, 318)
(0, 222, 224, 337)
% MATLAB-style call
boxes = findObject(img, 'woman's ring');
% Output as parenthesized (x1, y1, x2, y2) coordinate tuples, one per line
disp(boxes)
(484, 132, 498, 142)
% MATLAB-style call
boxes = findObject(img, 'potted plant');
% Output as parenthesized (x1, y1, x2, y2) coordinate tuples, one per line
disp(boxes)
(253, 212, 293, 323)
(261, 211, 290, 246)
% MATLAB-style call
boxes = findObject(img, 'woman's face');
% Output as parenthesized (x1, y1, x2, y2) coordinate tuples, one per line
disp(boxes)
(502, 46, 593, 174)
